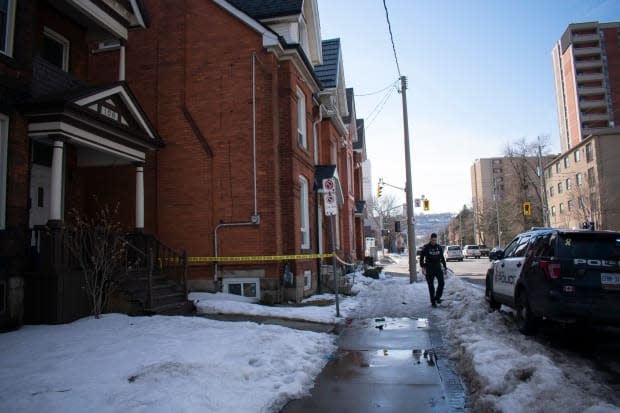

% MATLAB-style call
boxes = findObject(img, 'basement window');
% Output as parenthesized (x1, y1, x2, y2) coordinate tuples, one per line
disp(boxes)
(223, 277, 260, 301)
(303, 270, 311, 291)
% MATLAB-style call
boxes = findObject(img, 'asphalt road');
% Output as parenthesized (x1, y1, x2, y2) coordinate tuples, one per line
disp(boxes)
(445, 257, 493, 289)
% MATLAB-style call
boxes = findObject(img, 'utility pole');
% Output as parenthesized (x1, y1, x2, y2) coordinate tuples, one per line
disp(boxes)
(537, 136, 549, 227)
(493, 176, 502, 247)
(400, 76, 417, 283)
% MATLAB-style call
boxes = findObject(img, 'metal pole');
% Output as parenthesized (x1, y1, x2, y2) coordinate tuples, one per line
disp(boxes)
(400, 76, 417, 283)
(538, 136, 549, 227)
(494, 176, 502, 247)
(329, 215, 340, 317)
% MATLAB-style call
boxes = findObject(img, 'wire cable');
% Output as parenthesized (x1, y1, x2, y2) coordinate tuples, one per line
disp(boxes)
(355, 79, 400, 97)
(382, 0, 401, 77)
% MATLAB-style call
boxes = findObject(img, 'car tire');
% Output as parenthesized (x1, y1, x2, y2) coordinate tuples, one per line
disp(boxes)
(459, 258, 463, 262)
(515, 290, 540, 335)
(485, 273, 501, 311)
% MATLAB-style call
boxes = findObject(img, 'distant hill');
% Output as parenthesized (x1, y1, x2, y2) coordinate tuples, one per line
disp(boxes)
(414, 212, 455, 245)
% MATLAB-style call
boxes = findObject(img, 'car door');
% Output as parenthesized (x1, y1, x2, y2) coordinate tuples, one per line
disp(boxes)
(493, 236, 530, 301)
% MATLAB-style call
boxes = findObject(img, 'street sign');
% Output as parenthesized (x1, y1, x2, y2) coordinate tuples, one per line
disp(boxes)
(323, 178, 337, 216)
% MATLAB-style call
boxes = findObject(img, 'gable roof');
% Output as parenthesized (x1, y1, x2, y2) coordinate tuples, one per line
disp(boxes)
(225, 0, 303, 19)
(314, 38, 340, 89)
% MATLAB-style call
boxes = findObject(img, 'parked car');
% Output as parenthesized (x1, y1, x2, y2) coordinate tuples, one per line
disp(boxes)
(478, 244, 490, 257)
(485, 227, 620, 335)
(444, 245, 464, 262)
(462, 245, 481, 259)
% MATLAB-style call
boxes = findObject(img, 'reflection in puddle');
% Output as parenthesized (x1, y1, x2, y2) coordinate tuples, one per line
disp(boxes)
(371, 349, 436, 366)
(417, 318, 429, 328)
(372, 317, 430, 331)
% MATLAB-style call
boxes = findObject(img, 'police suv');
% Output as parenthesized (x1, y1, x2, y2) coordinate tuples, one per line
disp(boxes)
(485, 227, 620, 335)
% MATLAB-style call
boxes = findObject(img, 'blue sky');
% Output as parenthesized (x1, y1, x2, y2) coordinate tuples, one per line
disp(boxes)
(318, 0, 620, 213)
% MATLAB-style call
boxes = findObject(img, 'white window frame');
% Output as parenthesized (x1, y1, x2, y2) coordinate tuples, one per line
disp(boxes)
(0, 0, 15, 57)
(296, 88, 307, 149)
(0, 114, 8, 230)
(299, 175, 310, 249)
(43, 27, 70, 71)
(222, 277, 260, 302)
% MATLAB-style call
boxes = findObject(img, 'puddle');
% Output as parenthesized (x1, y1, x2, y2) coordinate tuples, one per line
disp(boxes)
(372, 317, 429, 331)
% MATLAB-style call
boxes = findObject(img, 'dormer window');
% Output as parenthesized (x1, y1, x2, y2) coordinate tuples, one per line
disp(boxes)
(42, 27, 70, 71)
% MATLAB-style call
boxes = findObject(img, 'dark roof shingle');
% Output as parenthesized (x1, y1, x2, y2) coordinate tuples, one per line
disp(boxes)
(226, 0, 303, 19)
(314, 39, 340, 89)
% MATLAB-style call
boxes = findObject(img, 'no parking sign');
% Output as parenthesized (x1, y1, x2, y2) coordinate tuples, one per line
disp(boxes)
(322, 178, 337, 216)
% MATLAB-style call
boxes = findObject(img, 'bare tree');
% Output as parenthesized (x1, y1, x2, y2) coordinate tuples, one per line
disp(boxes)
(65, 202, 127, 318)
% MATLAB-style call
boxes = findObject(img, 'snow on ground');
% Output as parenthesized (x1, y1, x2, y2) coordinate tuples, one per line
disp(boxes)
(1, 268, 619, 412)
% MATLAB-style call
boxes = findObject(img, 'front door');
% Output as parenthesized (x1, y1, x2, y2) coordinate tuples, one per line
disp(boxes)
(29, 164, 51, 229)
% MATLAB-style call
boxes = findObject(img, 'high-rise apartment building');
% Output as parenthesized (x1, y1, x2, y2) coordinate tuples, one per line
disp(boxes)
(548, 22, 620, 231)
(551, 21, 620, 152)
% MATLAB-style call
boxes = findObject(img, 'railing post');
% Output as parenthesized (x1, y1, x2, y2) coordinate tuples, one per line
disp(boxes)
(182, 250, 188, 298)
(147, 247, 153, 309)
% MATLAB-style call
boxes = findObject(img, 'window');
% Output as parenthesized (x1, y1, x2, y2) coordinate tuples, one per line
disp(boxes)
(566, 178, 572, 190)
(567, 200, 573, 211)
(0, 114, 7, 230)
(578, 196, 584, 209)
(549, 186, 554, 197)
(558, 182, 563, 194)
(547, 168, 552, 179)
(303, 270, 311, 291)
(588, 167, 595, 187)
(555, 163, 561, 173)
(585, 143, 593, 162)
(222, 278, 260, 301)
(299, 176, 310, 249)
(574, 150, 580, 162)
(296, 88, 306, 149)
(43, 27, 70, 71)
(576, 172, 583, 186)
(0, 0, 15, 56)
(492, 168, 503, 174)
(551, 206, 556, 216)
(559, 203, 564, 214)
(563, 156, 569, 168)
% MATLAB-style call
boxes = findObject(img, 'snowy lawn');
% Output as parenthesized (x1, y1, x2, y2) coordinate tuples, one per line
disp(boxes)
(1, 269, 619, 412)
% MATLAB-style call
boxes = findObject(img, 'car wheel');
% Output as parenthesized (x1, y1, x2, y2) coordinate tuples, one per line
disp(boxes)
(515, 291, 540, 335)
(459, 258, 463, 262)
(485, 274, 501, 311)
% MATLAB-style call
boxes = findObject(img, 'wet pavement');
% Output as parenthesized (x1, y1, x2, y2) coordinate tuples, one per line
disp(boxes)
(281, 316, 467, 413)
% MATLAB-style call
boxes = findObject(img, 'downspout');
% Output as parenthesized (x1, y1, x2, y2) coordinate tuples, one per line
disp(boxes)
(213, 53, 261, 280)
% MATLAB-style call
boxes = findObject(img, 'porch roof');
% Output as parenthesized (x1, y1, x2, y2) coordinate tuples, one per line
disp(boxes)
(23, 82, 163, 164)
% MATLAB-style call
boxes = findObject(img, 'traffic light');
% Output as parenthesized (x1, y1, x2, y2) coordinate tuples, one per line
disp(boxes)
(376, 183, 383, 198)
(523, 201, 531, 216)
(423, 199, 430, 211)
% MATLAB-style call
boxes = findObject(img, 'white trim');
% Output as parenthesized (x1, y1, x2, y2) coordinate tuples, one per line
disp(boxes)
(299, 175, 310, 249)
(28, 121, 146, 162)
(296, 87, 307, 149)
(43, 27, 70, 72)
(66, 0, 128, 39)
(129, 0, 146, 28)
(0, 0, 16, 57)
(0, 114, 8, 230)
(75, 85, 156, 140)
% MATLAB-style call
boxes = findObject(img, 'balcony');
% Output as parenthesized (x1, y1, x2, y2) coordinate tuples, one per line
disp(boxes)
(579, 99, 607, 110)
(573, 47, 601, 57)
(576, 72, 604, 82)
(575, 59, 602, 70)
(571, 33, 599, 43)
(577, 86, 605, 95)
(581, 112, 609, 122)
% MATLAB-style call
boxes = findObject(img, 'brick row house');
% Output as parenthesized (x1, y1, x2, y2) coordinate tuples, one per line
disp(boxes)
(0, 0, 368, 329)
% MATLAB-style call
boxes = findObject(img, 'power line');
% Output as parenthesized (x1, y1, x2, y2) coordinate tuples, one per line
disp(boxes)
(355, 79, 399, 97)
(382, 0, 401, 77)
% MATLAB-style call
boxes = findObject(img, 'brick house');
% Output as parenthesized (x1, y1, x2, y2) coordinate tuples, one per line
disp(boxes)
(0, 0, 367, 329)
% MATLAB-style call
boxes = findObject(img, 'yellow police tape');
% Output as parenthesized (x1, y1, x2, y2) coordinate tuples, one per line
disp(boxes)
(160, 253, 334, 264)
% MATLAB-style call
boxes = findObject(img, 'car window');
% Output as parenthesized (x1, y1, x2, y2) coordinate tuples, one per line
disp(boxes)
(502, 237, 520, 257)
(529, 234, 553, 257)
(557, 234, 620, 260)
(513, 235, 531, 257)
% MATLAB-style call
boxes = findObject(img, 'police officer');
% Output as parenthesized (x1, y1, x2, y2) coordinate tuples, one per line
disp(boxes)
(419, 233, 447, 307)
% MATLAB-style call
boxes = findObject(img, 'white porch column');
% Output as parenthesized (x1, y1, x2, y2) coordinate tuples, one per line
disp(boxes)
(49, 140, 64, 222)
(135, 165, 144, 230)
(119, 45, 126, 81)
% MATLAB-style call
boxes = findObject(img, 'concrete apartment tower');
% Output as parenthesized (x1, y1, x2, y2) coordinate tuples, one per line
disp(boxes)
(551, 21, 620, 151)
(547, 22, 620, 230)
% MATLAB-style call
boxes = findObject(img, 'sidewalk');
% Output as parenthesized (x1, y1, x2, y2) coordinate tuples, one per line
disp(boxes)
(280, 312, 466, 413)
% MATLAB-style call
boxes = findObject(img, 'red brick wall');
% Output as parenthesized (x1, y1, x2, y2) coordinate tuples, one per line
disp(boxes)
(125, 0, 319, 279)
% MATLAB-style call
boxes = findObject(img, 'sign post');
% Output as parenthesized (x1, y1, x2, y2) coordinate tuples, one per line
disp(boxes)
(322, 178, 340, 317)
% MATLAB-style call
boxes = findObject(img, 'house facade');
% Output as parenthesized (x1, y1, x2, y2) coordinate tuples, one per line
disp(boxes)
(0, 0, 367, 329)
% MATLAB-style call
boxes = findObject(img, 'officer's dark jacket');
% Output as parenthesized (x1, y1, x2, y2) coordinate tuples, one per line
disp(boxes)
(419, 242, 446, 272)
